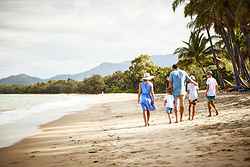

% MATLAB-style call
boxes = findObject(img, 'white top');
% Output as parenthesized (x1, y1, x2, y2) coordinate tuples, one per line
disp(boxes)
(206, 77, 218, 96)
(164, 94, 174, 108)
(187, 83, 199, 100)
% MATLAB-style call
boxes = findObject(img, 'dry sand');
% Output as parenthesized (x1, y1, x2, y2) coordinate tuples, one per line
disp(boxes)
(0, 92, 250, 167)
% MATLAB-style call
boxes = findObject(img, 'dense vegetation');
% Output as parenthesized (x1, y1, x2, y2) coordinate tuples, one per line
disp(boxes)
(172, 0, 250, 90)
(0, 55, 172, 94)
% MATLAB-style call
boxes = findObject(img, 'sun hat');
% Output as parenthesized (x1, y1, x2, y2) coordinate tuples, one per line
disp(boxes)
(207, 71, 213, 75)
(142, 73, 155, 80)
(190, 75, 196, 80)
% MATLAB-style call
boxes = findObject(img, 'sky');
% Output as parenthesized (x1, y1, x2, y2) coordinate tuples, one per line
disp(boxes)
(0, 0, 189, 79)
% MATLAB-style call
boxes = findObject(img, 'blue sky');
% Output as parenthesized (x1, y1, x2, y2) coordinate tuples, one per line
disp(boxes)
(0, 0, 189, 79)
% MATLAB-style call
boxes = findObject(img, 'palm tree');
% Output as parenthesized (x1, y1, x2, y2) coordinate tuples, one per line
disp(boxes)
(172, 0, 250, 89)
(173, 0, 225, 87)
(174, 29, 212, 74)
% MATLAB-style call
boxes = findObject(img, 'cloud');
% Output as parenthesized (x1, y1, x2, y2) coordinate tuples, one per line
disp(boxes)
(0, 0, 189, 78)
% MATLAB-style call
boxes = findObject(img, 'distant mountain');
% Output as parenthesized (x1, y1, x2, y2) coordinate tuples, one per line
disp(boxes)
(44, 61, 131, 81)
(47, 54, 176, 81)
(0, 54, 177, 85)
(72, 61, 131, 80)
(0, 74, 43, 85)
(152, 54, 177, 67)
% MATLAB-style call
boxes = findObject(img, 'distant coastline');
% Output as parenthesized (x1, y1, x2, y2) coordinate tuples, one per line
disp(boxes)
(0, 55, 176, 94)
(0, 54, 177, 85)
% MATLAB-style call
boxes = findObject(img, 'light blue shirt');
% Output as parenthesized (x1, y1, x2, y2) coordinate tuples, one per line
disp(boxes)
(169, 69, 191, 97)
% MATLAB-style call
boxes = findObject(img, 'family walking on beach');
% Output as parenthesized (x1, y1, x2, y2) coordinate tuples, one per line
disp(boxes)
(138, 64, 219, 127)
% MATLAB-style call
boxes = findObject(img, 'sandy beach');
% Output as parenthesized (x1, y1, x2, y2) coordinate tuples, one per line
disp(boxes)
(0, 92, 250, 167)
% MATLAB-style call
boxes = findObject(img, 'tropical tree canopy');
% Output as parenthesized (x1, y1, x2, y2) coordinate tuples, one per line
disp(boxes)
(172, 0, 250, 90)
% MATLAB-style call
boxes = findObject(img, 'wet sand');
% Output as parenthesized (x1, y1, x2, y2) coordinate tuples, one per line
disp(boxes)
(0, 92, 250, 167)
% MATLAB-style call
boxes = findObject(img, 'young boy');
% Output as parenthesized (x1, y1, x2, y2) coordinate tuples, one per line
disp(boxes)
(205, 71, 219, 117)
(164, 88, 174, 124)
(187, 75, 199, 120)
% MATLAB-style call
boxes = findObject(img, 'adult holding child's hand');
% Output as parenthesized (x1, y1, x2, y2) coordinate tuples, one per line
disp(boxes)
(168, 64, 197, 123)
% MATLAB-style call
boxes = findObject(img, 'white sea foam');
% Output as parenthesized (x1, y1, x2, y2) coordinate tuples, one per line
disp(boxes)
(0, 93, 136, 148)
(0, 95, 91, 125)
(0, 94, 95, 148)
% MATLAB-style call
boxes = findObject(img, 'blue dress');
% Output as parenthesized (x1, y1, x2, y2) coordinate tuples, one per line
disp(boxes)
(140, 81, 156, 111)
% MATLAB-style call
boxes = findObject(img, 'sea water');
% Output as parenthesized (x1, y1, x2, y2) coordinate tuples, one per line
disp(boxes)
(0, 94, 96, 148)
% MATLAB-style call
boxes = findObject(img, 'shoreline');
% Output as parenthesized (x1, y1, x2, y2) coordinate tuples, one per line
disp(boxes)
(0, 93, 250, 166)
(0, 93, 137, 149)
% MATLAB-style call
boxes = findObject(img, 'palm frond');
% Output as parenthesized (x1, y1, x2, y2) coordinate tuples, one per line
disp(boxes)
(172, 0, 186, 12)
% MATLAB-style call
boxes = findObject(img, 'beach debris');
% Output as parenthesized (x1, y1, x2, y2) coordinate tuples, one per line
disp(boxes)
(93, 160, 99, 163)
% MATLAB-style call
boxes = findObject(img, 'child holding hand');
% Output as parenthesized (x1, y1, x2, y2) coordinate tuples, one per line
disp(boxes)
(164, 88, 174, 124)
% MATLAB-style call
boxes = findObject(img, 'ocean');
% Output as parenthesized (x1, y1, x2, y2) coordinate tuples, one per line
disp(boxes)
(0, 94, 97, 148)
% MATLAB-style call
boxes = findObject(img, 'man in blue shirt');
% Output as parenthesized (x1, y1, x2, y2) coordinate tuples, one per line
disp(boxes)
(168, 64, 197, 123)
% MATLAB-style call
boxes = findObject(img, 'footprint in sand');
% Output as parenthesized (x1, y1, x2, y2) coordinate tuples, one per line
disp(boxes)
(130, 150, 144, 154)
(196, 154, 204, 158)
(220, 148, 234, 152)
(30, 155, 36, 158)
(8, 161, 19, 165)
(244, 157, 250, 161)
(88, 149, 98, 153)
(113, 115, 124, 118)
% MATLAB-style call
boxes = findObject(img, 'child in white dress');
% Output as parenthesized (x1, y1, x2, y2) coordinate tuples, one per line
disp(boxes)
(187, 75, 199, 120)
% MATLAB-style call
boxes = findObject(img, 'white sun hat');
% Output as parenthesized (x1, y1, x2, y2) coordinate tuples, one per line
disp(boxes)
(142, 73, 155, 80)
(190, 75, 196, 80)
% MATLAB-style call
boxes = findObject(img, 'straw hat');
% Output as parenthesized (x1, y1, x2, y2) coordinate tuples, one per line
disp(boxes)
(142, 73, 155, 80)
(207, 71, 213, 75)
(190, 75, 196, 80)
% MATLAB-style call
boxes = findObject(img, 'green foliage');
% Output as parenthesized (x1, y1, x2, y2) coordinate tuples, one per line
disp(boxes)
(172, 0, 250, 89)
(78, 75, 105, 94)
(174, 29, 213, 74)
(0, 55, 172, 94)
(151, 67, 171, 93)
(104, 71, 130, 93)
(128, 54, 155, 90)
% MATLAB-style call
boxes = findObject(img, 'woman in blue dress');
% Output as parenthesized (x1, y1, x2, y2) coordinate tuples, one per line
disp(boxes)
(138, 73, 156, 127)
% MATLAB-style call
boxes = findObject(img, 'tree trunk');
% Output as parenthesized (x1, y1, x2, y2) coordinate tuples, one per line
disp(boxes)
(205, 26, 225, 88)
(229, 28, 250, 87)
(240, 22, 250, 59)
(239, 23, 250, 82)
(196, 59, 206, 74)
(219, 27, 241, 89)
